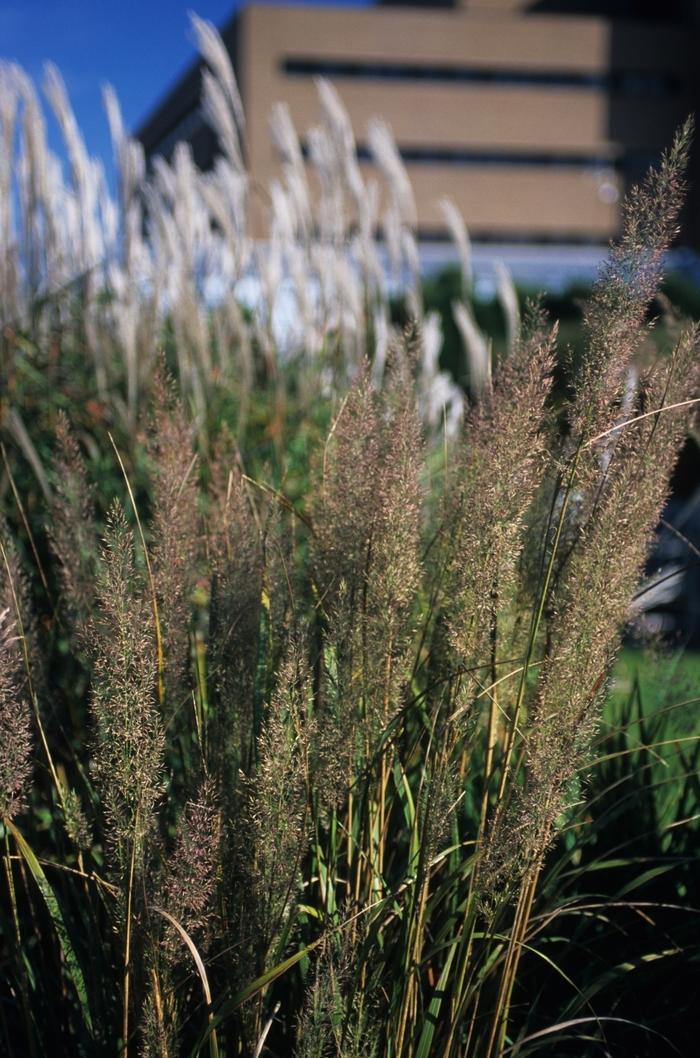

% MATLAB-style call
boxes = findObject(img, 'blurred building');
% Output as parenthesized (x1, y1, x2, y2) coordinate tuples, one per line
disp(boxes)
(136, 0, 700, 251)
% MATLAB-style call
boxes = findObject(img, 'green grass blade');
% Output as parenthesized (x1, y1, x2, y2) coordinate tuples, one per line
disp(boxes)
(6, 819, 94, 1038)
(415, 943, 456, 1058)
(191, 936, 324, 1057)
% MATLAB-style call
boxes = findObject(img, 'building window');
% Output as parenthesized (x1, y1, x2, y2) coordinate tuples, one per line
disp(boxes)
(301, 141, 623, 173)
(283, 58, 682, 96)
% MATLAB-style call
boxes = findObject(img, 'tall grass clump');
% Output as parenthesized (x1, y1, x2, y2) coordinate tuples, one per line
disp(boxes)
(1, 16, 700, 1058)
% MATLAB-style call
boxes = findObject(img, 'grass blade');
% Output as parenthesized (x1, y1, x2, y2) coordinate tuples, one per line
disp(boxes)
(6, 818, 94, 1039)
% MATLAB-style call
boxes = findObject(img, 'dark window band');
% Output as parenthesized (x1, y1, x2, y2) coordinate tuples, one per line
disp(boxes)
(416, 229, 609, 246)
(357, 145, 615, 169)
(301, 141, 656, 173)
(283, 58, 681, 96)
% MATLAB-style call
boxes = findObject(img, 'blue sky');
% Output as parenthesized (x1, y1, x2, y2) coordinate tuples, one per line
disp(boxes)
(2, 0, 371, 172)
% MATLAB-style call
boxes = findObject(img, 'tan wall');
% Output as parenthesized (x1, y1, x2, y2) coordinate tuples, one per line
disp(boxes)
(403, 165, 618, 238)
(244, 6, 610, 73)
(238, 3, 691, 241)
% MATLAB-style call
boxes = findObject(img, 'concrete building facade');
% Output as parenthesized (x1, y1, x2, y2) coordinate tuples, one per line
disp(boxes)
(136, 0, 700, 248)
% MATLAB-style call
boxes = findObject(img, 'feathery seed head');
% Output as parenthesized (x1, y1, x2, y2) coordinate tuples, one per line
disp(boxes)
(0, 607, 32, 820)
